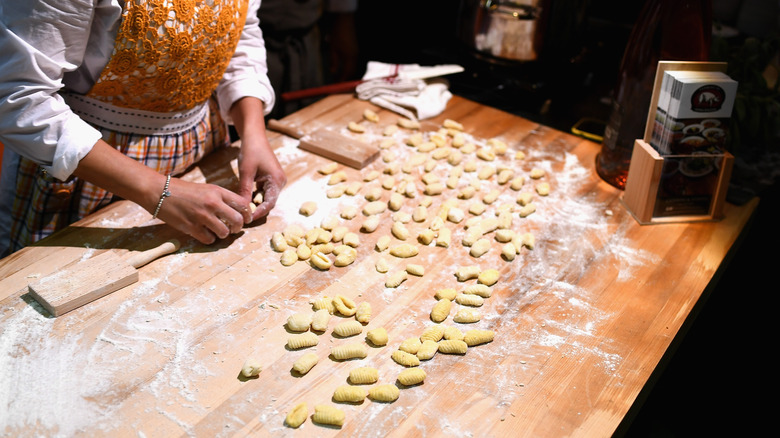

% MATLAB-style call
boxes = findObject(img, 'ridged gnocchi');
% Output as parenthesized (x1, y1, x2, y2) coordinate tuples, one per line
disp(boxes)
(331, 343, 368, 360)
(332, 385, 367, 403)
(368, 384, 400, 402)
(416, 339, 439, 361)
(438, 339, 468, 354)
(292, 352, 319, 375)
(453, 308, 481, 324)
(430, 298, 452, 323)
(391, 349, 421, 367)
(463, 329, 495, 346)
(333, 320, 363, 338)
(349, 366, 379, 385)
(397, 367, 427, 386)
(312, 404, 345, 427)
(287, 332, 319, 350)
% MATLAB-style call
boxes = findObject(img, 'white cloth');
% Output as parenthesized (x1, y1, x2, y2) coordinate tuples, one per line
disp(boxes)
(0, 0, 275, 182)
(356, 61, 453, 121)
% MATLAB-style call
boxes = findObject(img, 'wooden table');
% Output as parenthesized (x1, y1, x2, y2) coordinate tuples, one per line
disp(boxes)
(0, 95, 758, 437)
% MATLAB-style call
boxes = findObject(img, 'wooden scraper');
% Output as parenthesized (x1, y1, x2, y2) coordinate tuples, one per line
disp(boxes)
(27, 239, 180, 316)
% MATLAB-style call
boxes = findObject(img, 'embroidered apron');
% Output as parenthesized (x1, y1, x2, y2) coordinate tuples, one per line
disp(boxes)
(9, 0, 249, 252)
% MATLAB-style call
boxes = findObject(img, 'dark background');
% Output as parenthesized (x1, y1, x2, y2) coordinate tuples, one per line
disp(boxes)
(342, 1, 778, 436)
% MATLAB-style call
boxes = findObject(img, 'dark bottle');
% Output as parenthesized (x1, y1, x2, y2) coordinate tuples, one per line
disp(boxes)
(595, 0, 712, 189)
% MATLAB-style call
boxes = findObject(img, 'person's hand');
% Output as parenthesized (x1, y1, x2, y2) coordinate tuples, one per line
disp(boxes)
(156, 177, 252, 245)
(236, 132, 287, 222)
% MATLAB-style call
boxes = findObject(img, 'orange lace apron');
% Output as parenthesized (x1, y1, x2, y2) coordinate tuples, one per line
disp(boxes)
(8, 0, 249, 252)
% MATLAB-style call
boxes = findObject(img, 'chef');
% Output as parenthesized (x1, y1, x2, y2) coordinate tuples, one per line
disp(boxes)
(0, 0, 287, 257)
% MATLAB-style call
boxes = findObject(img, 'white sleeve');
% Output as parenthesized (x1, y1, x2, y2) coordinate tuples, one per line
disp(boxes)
(216, 0, 276, 124)
(0, 0, 105, 181)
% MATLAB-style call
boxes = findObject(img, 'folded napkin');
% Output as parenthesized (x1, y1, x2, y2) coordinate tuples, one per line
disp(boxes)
(355, 61, 454, 121)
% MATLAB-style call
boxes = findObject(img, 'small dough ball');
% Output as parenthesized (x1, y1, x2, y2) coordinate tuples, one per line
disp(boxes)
(240, 358, 262, 378)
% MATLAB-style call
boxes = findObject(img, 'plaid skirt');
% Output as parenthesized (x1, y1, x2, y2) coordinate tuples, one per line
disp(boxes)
(6, 97, 229, 253)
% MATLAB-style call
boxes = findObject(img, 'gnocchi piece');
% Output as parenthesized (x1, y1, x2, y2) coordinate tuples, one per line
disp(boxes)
(420, 324, 445, 342)
(348, 121, 365, 133)
(392, 349, 421, 367)
(468, 202, 486, 216)
(478, 268, 500, 286)
(501, 243, 517, 261)
(331, 343, 368, 360)
(287, 332, 319, 350)
(333, 295, 357, 316)
(342, 232, 360, 247)
(417, 229, 435, 245)
(299, 201, 317, 216)
(398, 117, 420, 130)
(368, 384, 400, 403)
(363, 200, 387, 216)
(463, 329, 495, 346)
(438, 339, 468, 354)
(516, 191, 534, 206)
(455, 265, 481, 282)
(280, 248, 298, 266)
(292, 352, 319, 375)
(453, 308, 481, 324)
(383, 124, 398, 136)
(385, 270, 408, 288)
(333, 385, 367, 403)
(447, 207, 465, 224)
(287, 313, 313, 332)
(363, 108, 379, 122)
(334, 247, 357, 267)
(424, 182, 444, 196)
(284, 402, 308, 428)
(311, 296, 336, 314)
(430, 298, 452, 323)
(361, 215, 381, 233)
(312, 404, 345, 427)
(366, 327, 388, 346)
(318, 162, 339, 175)
(529, 167, 546, 179)
(443, 118, 464, 130)
(495, 229, 515, 243)
(270, 232, 288, 252)
(388, 192, 405, 211)
(434, 288, 457, 301)
(412, 205, 428, 222)
(497, 169, 514, 185)
(327, 184, 347, 198)
(399, 337, 422, 354)
(349, 367, 379, 385)
(381, 175, 395, 190)
(375, 235, 391, 252)
(333, 320, 364, 338)
(469, 238, 491, 258)
(240, 358, 262, 378)
(397, 367, 427, 386)
(311, 308, 331, 332)
(345, 181, 363, 196)
(536, 181, 551, 196)
(435, 227, 451, 248)
(391, 221, 410, 240)
(476, 147, 496, 162)
(375, 257, 390, 273)
(340, 205, 358, 220)
(406, 264, 425, 277)
(296, 243, 312, 261)
(443, 325, 465, 341)
(389, 243, 418, 258)
(355, 301, 372, 324)
(416, 339, 439, 360)
(482, 189, 500, 205)
(455, 293, 484, 307)
(310, 252, 332, 270)
(510, 175, 525, 190)
(519, 203, 537, 218)
(463, 283, 493, 298)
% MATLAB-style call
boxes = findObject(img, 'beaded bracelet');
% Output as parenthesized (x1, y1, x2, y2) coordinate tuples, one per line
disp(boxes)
(152, 175, 172, 219)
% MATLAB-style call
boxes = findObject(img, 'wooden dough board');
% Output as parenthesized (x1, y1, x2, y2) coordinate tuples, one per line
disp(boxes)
(298, 127, 380, 169)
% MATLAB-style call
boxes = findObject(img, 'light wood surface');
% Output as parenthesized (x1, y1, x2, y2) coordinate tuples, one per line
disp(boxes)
(0, 95, 757, 437)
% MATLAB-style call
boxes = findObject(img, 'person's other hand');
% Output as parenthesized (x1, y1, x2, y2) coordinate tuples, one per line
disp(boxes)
(236, 133, 287, 222)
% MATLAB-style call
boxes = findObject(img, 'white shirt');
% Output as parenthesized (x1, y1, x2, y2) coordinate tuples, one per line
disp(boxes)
(0, 0, 275, 182)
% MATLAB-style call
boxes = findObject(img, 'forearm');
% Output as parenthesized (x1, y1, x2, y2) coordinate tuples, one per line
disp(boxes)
(72, 139, 165, 215)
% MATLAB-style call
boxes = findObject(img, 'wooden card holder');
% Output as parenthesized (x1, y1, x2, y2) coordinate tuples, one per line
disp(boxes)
(622, 61, 735, 224)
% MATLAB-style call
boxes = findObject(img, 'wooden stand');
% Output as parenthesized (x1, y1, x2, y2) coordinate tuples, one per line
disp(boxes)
(622, 61, 734, 224)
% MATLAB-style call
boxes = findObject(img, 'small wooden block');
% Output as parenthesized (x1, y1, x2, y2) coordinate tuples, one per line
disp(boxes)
(27, 251, 138, 316)
(298, 128, 379, 169)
